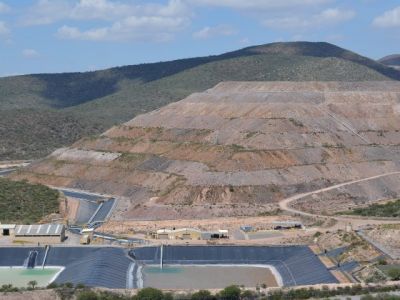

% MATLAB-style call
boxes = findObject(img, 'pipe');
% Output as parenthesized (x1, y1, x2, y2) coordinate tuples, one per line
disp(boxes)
(160, 244, 163, 269)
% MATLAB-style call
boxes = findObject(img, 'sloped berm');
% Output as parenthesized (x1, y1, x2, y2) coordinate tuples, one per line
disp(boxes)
(0, 245, 337, 288)
(12, 81, 400, 220)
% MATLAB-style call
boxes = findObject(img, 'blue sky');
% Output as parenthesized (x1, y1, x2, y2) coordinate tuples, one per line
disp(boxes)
(0, 0, 400, 76)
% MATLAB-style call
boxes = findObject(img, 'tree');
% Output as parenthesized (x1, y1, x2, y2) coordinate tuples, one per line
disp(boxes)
(28, 280, 37, 290)
(388, 268, 400, 281)
(77, 290, 99, 300)
(134, 288, 164, 300)
(218, 285, 241, 300)
(191, 290, 214, 300)
(241, 290, 257, 300)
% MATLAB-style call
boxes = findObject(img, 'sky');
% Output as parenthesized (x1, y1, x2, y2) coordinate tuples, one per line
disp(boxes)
(0, 0, 400, 76)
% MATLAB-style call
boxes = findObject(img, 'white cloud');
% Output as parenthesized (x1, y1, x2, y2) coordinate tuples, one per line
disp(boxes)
(190, 0, 330, 10)
(21, 0, 71, 26)
(23, 0, 190, 25)
(263, 8, 355, 30)
(0, 21, 9, 36)
(193, 25, 236, 39)
(21, 0, 190, 42)
(373, 6, 400, 28)
(58, 15, 188, 42)
(22, 49, 40, 58)
(0, 2, 10, 13)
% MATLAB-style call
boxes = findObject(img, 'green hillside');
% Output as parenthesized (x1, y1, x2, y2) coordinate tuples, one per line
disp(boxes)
(1, 41, 399, 160)
(0, 178, 59, 224)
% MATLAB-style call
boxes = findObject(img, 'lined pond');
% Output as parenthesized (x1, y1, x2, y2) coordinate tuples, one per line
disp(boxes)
(141, 265, 280, 289)
(0, 267, 63, 287)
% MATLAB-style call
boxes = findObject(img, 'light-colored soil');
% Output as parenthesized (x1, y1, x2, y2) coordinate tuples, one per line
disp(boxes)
(314, 231, 381, 263)
(63, 197, 80, 223)
(318, 256, 336, 268)
(0, 290, 59, 300)
(11, 81, 400, 220)
(363, 224, 400, 259)
(331, 270, 352, 284)
(101, 215, 298, 235)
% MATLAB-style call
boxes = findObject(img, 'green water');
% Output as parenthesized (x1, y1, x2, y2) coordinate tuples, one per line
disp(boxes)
(0, 268, 61, 287)
(145, 266, 183, 274)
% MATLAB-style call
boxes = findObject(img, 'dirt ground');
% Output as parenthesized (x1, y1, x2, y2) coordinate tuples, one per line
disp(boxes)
(12, 81, 400, 220)
(101, 215, 299, 235)
(0, 290, 59, 300)
(363, 224, 400, 259)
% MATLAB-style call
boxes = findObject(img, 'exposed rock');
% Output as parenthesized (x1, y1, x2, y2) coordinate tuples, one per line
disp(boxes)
(13, 82, 400, 220)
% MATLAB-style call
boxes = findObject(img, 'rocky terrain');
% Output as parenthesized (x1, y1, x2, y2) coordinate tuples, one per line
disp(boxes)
(363, 224, 400, 259)
(12, 81, 400, 220)
(2, 42, 399, 160)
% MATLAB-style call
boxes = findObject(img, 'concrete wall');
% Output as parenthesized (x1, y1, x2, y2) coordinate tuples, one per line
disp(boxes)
(13, 236, 63, 244)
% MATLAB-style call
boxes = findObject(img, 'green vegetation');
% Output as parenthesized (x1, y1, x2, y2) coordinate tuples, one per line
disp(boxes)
(218, 285, 241, 299)
(388, 268, 400, 281)
(0, 109, 102, 160)
(378, 265, 400, 281)
(0, 178, 59, 224)
(133, 288, 172, 300)
(361, 295, 400, 300)
(0, 42, 398, 160)
(341, 199, 400, 217)
(27, 280, 37, 290)
(66, 284, 400, 300)
(2, 284, 400, 300)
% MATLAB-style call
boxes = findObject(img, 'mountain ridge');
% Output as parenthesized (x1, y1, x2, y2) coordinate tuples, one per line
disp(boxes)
(1, 41, 399, 160)
(379, 54, 400, 67)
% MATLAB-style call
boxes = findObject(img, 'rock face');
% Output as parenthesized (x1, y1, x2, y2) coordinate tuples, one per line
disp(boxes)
(13, 82, 400, 220)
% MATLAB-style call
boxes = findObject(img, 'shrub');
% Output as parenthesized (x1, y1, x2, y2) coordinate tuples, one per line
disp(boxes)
(77, 290, 99, 300)
(0, 284, 19, 292)
(0, 178, 60, 224)
(378, 259, 388, 265)
(241, 289, 257, 299)
(47, 282, 59, 289)
(218, 285, 241, 300)
(191, 290, 214, 300)
(27, 280, 37, 290)
(64, 282, 74, 288)
(388, 268, 400, 281)
(134, 288, 164, 300)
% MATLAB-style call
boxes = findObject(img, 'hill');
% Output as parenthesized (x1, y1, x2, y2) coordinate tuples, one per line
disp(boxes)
(0, 178, 60, 224)
(379, 54, 400, 69)
(12, 81, 400, 220)
(1, 42, 400, 160)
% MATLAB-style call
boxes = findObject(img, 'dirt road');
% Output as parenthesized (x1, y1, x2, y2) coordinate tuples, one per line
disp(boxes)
(279, 171, 400, 229)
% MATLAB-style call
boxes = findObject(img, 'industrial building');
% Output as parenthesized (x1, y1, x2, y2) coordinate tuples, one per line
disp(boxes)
(272, 221, 303, 230)
(1, 223, 66, 244)
(0, 224, 16, 237)
(155, 228, 229, 240)
(156, 228, 202, 240)
(201, 230, 229, 240)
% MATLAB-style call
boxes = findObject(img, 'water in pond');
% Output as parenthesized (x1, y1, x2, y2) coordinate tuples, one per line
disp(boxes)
(142, 265, 279, 289)
(0, 267, 62, 287)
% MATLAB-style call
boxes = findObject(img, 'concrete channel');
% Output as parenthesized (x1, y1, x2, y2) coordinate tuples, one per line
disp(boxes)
(59, 188, 116, 227)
